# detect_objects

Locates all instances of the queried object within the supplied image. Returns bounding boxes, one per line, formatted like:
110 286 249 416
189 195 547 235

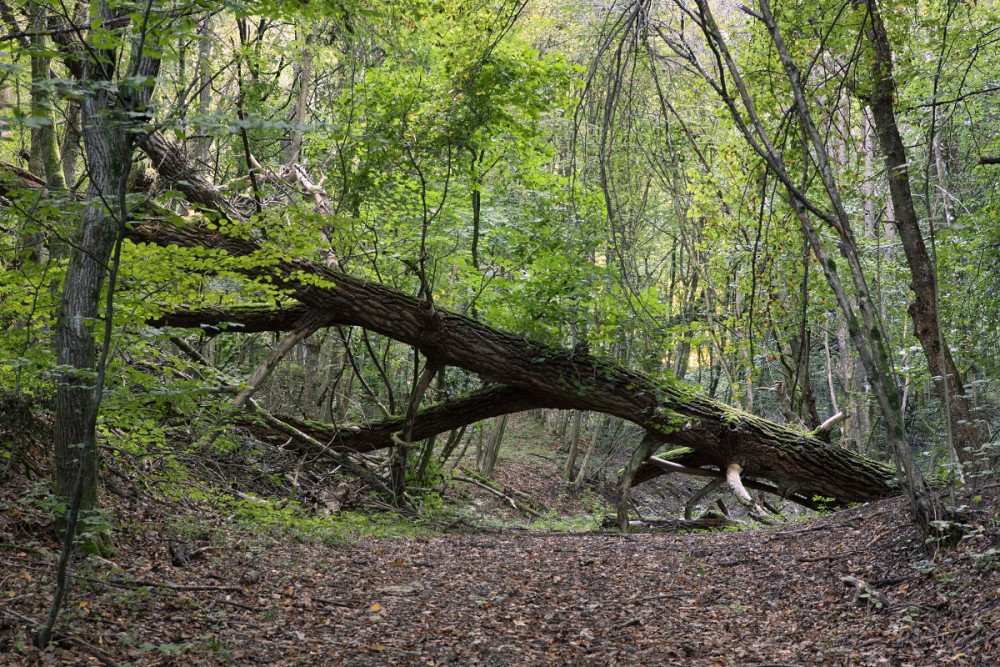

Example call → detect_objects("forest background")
1 0 1000 653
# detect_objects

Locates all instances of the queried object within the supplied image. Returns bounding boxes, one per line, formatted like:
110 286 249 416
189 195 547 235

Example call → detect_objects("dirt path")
3 495 998 666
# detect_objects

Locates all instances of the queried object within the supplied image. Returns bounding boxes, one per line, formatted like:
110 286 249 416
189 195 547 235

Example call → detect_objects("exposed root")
725 463 776 524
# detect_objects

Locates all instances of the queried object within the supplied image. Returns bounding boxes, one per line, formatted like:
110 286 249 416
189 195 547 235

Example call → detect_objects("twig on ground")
314 597 356 608
504 486 548 511
795 550 863 563
964 627 1000 653
611 616 641 631
214 598 263 612
101 577 243 592
768 524 842 540
865 528 894 548
0 542 48 556
453 474 542 518
639 592 691 602
869 576 917 587
0 607 123 667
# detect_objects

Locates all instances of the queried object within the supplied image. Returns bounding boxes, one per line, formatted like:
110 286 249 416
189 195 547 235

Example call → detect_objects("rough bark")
137 131 241 220
60 100 82 189
53 3 160 522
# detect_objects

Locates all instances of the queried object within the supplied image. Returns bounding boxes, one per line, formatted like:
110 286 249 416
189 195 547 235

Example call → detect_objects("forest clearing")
2 0 1000 663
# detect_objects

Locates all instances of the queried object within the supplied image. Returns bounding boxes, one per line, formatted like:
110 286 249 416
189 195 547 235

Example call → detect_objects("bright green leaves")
120 236 283 327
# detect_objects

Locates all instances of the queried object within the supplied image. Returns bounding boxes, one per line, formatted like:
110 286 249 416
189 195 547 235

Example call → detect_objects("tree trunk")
53 5 160 534
27 6 66 191
730 0 946 535
193 14 215 162
60 101 82 189
836 318 870 453
572 414 604 492
863 0 980 464
282 32 315 165
478 414 507 478
564 410 583 480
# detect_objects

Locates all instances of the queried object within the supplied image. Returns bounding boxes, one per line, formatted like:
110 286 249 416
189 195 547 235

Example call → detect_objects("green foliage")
811 495 838 515
530 489 611 532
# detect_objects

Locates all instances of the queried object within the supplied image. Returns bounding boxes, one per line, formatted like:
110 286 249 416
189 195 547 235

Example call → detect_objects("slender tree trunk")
572 414 604 492
283 32 315 165
469 148 483 270
556 410 569 439
823 316 840 426
863 0 980 464
932 135 955 228
437 425 467 467
193 14 215 162
60 100 82 189
28 6 66 191
390 357 438 502
564 410 583 481
478 414 507 478
752 0 944 533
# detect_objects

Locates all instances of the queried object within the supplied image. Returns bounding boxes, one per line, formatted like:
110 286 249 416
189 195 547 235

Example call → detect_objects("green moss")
226 497 433 545
654 446 696 460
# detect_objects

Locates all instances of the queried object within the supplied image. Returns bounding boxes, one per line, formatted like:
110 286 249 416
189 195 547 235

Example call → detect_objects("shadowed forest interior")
1 0 999 664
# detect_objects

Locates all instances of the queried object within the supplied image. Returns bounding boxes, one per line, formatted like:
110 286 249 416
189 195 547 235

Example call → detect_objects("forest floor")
2 415 1000 666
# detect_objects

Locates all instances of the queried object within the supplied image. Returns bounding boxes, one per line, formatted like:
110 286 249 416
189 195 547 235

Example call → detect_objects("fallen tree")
127 216 898 526
131 136 903 520
3 144 899 527
130 138 900 524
